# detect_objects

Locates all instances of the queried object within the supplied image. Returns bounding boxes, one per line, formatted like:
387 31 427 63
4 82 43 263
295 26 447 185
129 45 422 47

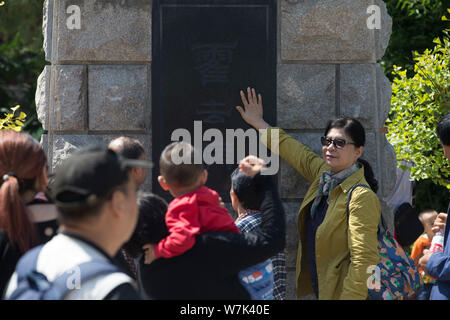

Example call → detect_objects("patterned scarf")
310 163 360 218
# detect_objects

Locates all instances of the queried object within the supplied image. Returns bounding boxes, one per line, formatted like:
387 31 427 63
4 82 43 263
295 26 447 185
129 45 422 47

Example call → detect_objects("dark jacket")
428 204 450 300
138 174 285 299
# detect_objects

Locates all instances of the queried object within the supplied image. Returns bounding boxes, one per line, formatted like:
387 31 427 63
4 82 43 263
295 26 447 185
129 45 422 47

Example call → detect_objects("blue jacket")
427 204 450 300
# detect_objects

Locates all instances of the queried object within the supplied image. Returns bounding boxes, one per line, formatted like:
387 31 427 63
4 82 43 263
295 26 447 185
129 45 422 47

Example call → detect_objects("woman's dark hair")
437 112 450 146
325 117 379 193
122 193 169 258
0 131 47 252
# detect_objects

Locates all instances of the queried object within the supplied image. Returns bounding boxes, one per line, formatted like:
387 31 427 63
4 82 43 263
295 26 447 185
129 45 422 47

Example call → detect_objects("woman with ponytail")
0 131 58 297
236 88 380 300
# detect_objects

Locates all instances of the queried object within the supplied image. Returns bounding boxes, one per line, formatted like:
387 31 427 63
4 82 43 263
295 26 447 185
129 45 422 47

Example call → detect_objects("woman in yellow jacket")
236 88 380 300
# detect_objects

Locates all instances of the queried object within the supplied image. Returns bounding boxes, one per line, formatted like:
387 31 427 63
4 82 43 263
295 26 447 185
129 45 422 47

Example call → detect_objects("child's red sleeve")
153 196 201 258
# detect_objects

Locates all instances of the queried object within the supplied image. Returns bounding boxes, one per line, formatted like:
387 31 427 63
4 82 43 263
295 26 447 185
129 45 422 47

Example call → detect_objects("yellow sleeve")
340 187 381 300
260 127 328 183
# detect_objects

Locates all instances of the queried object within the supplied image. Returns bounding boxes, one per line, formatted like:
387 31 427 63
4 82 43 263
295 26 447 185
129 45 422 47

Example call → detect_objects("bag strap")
346 184 386 233
44 260 121 299
9 245 45 299
11 245 121 300
15 245 44 281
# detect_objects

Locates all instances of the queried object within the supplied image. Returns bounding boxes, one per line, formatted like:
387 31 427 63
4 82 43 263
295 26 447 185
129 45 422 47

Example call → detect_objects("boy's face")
421 212 437 239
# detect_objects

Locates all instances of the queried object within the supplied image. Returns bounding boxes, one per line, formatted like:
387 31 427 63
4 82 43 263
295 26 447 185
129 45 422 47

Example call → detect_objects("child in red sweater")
149 142 240 260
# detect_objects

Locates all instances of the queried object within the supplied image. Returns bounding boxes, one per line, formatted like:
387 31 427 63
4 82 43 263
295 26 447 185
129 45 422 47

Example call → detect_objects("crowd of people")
0 88 449 300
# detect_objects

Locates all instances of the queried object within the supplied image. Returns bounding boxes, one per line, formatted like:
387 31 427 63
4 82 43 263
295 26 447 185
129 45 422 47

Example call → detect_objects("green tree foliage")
383 2 450 212
0 105 26 132
386 23 450 190
0 0 46 139
383 0 448 81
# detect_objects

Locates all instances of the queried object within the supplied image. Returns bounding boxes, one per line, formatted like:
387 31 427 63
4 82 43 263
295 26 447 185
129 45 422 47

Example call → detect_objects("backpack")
239 259 274 300
347 184 424 300
8 245 121 300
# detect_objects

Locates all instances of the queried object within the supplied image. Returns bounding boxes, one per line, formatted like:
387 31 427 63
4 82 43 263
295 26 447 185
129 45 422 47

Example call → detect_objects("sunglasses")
320 136 356 149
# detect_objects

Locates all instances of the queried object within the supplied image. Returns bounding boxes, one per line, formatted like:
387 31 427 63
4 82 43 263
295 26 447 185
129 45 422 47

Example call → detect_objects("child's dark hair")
437 112 450 146
325 117 379 193
231 167 260 210
122 193 169 258
159 142 204 188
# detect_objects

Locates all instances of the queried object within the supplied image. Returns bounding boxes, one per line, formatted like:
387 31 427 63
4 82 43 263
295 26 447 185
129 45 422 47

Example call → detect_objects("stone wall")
36 0 395 299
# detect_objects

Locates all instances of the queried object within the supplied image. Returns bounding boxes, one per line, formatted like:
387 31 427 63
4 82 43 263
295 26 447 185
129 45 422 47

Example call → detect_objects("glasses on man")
320 136 356 149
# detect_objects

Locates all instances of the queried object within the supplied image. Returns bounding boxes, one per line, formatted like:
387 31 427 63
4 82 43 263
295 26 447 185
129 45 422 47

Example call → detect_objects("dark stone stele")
152 0 276 202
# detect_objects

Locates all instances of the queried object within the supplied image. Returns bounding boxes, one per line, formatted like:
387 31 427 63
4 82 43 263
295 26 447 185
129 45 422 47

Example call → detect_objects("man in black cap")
5 147 152 300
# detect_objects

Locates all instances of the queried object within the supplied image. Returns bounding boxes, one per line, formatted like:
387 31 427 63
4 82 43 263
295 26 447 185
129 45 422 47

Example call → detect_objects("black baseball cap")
52 147 153 210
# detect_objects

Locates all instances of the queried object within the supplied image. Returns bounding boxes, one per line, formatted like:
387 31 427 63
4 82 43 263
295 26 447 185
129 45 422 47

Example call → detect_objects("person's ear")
230 189 238 204
230 189 237 202
355 146 364 159
110 189 127 217
199 169 208 185
158 175 170 191
230 189 241 213
130 167 141 183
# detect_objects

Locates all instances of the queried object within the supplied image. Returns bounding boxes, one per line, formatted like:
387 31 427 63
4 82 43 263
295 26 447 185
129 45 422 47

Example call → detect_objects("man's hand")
239 155 266 178
432 213 447 233
143 244 156 264
418 249 433 273
236 87 269 130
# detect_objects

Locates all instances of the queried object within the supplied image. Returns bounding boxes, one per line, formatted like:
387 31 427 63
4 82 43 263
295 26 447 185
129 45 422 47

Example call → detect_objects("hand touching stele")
236 87 269 130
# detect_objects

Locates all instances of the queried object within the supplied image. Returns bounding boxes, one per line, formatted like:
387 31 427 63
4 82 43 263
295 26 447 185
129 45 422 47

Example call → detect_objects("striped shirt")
236 211 286 300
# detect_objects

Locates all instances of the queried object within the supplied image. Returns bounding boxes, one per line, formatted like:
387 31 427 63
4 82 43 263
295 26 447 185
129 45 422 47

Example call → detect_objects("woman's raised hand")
236 87 269 130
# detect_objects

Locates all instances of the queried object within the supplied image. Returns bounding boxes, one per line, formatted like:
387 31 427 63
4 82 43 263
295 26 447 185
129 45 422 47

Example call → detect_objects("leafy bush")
382 0 448 80
0 106 26 132
0 34 46 139
386 19 450 190
0 0 46 139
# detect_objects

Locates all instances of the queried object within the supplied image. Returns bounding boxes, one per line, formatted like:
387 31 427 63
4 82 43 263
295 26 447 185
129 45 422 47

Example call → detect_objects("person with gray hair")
109 136 149 279
109 136 147 188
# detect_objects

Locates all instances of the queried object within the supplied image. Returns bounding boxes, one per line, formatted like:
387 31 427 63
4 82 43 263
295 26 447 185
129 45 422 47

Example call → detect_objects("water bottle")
430 230 445 254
